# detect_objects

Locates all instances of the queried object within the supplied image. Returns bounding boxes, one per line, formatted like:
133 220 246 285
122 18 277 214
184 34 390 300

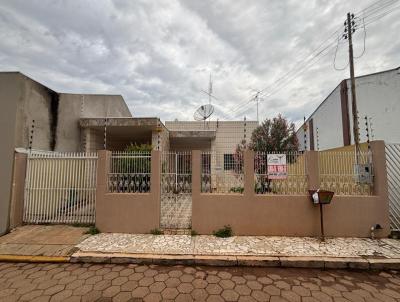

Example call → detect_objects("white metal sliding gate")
23 151 98 224
160 152 192 229
386 143 400 231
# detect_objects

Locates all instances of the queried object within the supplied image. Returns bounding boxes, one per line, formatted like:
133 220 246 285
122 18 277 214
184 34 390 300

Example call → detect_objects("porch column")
151 150 161 227
95 150 111 217
305 151 319 191
244 149 255 197
192 150 201 197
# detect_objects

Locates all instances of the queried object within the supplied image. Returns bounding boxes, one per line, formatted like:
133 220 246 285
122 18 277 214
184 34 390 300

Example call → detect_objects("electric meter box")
354 163 373 184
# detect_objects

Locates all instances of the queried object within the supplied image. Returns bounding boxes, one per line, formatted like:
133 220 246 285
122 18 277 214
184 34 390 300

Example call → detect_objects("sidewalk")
1 225 400 269
73 233 400 270
0 225 89 262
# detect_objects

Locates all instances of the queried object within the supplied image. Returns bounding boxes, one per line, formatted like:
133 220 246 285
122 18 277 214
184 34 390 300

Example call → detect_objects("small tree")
249 114 299 153
235 114 299 193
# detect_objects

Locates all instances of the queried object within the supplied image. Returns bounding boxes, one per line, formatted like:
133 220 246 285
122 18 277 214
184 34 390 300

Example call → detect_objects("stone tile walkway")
77 234 400 259
0 225 89 257
1 262 400 301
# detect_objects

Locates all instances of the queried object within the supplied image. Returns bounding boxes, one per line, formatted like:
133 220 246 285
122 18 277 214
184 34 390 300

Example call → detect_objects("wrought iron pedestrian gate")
160 151 192 229
386 143 400 231
23 151 98 224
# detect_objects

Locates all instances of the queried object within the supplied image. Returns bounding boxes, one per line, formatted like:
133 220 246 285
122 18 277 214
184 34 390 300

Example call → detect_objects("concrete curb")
70 251 400 270
0 254 69 263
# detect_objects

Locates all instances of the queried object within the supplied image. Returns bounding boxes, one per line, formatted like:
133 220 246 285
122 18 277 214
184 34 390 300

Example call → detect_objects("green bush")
213 225 233 238
115 143 153 174
229 186 244 193
150 228 163 235
125 143 152 152
191 230 198 236
85 226 100 235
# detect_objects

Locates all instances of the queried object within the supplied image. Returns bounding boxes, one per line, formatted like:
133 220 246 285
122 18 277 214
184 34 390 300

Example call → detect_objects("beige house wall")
192 141 390 237
57 93 131 152
165 121 258 153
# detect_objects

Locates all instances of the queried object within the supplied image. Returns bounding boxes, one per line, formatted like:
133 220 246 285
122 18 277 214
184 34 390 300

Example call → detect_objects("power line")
227 24 345 115
354 18 366 59
356 0 399 17
333 36 349 70
229 0 400 119
362 4 400 26
233 40 340 118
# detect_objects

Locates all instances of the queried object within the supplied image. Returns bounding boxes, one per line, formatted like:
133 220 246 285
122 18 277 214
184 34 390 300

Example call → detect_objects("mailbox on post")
309 189 334 241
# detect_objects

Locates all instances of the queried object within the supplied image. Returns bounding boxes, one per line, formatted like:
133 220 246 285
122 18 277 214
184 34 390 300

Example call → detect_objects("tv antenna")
195 74 215 128
249 89 263 123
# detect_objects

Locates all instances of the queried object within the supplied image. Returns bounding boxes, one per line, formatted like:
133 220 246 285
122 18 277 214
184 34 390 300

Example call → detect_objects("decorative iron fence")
161 151 192 194
318 150 373 195
160 151 192 229
254 151 308 195
23 151 98 224
108 151 151 193
385 143 400 231
201 152 244 193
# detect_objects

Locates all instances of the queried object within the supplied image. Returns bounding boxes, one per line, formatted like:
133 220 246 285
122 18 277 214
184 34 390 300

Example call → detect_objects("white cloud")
0 0 399 127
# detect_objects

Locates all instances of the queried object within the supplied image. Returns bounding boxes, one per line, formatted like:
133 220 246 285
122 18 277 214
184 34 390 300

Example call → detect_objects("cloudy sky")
0 0 399 127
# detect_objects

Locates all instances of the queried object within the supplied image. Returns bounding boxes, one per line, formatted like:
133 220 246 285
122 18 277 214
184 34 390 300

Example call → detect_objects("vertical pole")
347 12 360 163
320 203 325 241
256 98 259 124
175 153 178 192
104 118 107 150
29 120 35 152
243 116 247 144
303 116 307 151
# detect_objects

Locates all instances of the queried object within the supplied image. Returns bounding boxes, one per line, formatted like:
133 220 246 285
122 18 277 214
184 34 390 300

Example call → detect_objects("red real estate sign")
267 154 287 179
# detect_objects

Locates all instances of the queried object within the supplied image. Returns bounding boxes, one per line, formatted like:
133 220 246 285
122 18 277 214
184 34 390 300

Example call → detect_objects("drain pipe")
370 224 382 239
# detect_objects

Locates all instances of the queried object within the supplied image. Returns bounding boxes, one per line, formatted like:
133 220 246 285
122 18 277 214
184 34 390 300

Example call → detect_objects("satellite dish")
194 104 214 121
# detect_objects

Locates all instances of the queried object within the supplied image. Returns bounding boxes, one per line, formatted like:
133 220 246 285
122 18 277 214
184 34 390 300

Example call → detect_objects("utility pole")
255 92 259 123
344 12 360 161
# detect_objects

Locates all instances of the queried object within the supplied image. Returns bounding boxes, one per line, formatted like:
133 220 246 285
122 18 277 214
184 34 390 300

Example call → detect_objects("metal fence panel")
318 150 372 195
254 151 308 195
201 152 244 193
386 143 400 231
108 151 151 193
23 151 97 224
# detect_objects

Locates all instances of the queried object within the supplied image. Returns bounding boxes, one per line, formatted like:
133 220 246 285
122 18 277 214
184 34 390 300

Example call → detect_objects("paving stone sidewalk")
1 262 400 302
77 234 400 259
0 225 89 257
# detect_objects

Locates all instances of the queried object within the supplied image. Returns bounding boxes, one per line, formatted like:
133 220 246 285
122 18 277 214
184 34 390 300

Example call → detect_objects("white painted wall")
297 67 400 150
347 68 400 145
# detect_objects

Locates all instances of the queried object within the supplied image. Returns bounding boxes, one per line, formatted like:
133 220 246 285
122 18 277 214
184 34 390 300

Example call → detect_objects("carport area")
169 130 215 151
80 117 166 152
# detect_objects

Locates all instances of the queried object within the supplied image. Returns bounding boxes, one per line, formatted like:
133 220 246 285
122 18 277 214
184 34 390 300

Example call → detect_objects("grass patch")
213 225 233 238
150 228 163 235
72 223 93 228
85 226 100 235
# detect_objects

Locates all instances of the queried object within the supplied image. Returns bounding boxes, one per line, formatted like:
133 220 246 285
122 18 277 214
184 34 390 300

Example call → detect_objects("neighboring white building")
297 66 400 150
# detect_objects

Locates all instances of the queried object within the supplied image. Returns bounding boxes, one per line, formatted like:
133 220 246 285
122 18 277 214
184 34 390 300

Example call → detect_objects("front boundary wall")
192 141 389 238
93 141 390 237
95 150 161 233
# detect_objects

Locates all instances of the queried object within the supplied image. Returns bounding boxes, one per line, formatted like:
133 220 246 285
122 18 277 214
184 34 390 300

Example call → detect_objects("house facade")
0 72 258 235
